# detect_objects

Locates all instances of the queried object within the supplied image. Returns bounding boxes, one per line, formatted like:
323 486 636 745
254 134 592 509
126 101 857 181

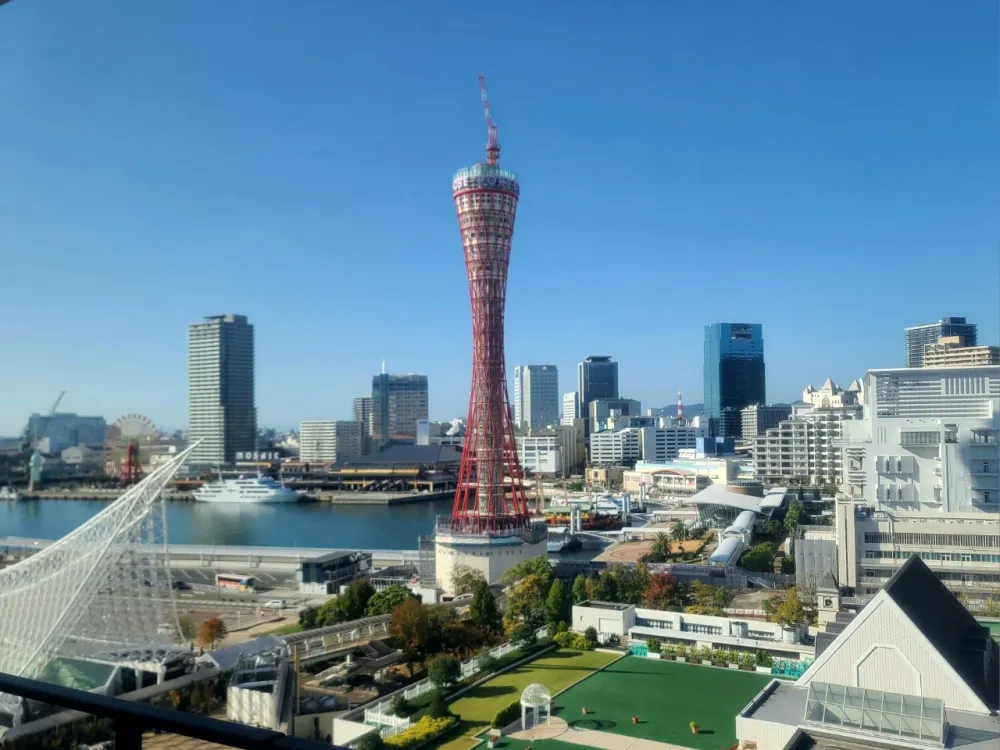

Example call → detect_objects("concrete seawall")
18 489 454 505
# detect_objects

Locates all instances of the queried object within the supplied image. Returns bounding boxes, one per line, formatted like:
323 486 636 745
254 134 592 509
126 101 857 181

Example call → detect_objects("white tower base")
435 522 548 594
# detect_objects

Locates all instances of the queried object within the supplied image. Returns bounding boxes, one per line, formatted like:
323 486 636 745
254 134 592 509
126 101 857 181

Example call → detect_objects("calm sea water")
0 499 600 559
0 498 453 550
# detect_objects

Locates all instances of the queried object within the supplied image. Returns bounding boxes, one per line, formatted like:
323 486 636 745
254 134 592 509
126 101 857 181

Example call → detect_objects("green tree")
503 555 554 586
366 584 416 616
299 606 319 630
476 648 498 674
784 501 805 534
669 521 687 545
323 578 376 625
427 653 461 691
583 626 597 645
510 622 537 647
649 532 671 561
740 542 778 573
593 570 618 602
780 556 796 574
451 565 486 596
468 579 501 634
611 563 648 605
358 733 385 750
503 573 549 632
773 586 806 626
764 519 783 537
545 578 570 625
572 574 590 603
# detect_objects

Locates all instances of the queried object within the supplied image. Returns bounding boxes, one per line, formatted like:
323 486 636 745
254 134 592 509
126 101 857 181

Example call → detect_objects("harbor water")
0 498 601 560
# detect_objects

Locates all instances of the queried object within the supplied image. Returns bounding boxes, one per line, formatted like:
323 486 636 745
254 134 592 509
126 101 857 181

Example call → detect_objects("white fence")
362 627 548 736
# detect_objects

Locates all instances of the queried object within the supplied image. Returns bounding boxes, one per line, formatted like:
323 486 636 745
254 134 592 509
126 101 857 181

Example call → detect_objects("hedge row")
552 631 593 651
384 715 459 750
490 700 521 730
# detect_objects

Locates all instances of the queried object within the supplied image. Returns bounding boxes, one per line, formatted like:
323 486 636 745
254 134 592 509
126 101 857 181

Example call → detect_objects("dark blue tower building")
704 323 765 439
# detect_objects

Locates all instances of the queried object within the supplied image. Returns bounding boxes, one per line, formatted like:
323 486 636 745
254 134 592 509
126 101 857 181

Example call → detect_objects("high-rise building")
352 395 374 436
837 364 999 596
27 413 106 454
704 323 765 439
904 317 977 367
187 314 256 466
371 373 428 443
577 356 619 417
561 392 579 426
513 365 559 431
299 421 363 463
922 337 999 369
436 77 546 592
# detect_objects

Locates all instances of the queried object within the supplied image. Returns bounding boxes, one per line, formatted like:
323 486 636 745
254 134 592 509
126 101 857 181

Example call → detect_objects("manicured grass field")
551 656 771 750
436 649 619 750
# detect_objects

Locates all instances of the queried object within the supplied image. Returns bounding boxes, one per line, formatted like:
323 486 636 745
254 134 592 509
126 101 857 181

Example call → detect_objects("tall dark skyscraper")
904 317 977 368
704 323 765 438
577 356 619 417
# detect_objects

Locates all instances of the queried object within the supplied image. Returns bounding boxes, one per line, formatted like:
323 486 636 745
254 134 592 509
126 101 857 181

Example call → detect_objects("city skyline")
2 3 998 434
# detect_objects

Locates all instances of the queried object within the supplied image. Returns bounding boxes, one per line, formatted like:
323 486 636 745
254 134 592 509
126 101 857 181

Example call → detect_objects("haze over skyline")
1 1 997 434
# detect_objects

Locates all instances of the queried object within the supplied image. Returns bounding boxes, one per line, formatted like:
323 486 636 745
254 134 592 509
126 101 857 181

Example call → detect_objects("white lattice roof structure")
0 443 198 682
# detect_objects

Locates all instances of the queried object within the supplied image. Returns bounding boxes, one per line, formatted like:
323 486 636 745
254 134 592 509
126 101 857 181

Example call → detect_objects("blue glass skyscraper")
704 323 766 438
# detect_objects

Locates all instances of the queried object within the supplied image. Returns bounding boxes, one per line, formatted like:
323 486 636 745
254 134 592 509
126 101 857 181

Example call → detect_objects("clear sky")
1 1 997 434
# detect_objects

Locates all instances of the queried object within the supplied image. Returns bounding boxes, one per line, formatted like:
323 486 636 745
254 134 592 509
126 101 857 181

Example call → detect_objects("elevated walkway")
281 615 391 665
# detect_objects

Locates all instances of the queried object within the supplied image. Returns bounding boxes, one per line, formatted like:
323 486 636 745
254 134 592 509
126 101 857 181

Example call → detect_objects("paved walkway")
510 716 697 750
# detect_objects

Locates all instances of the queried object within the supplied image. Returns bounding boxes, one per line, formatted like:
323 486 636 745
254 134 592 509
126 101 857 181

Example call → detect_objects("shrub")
384 715 459 749
428 654 461 691
427 689 449 719
358 732 385 750
389 694 409 717
583 626 598 645
645 638 661 653
476 648 498 674
754 650 774 668
491 700 521 729
553 631 593 650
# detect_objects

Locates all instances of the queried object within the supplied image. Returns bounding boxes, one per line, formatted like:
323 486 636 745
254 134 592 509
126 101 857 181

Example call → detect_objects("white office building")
299 421 363 463
836 364 1000 597
638 426 701 463
561 392 579 426
513 365 559 431
589 427 642 466
516 422 582 477
188 314 256 466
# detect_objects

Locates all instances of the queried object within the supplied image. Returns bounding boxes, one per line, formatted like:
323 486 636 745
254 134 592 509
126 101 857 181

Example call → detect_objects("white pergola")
520 683 552 730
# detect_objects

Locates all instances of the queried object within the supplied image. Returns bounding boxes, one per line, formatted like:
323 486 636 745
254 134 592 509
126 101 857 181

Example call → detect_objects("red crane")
478 74 500 166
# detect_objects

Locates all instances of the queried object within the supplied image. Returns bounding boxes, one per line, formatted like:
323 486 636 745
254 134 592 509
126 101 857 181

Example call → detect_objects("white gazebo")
520 683 552 730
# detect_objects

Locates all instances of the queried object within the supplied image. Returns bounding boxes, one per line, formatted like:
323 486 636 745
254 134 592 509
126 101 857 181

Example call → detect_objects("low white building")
299 421 363 463
517 422 582 477
754 402 860 487
737 556 999 750
589 428 641 466
571 601 813 661
639 425 701 463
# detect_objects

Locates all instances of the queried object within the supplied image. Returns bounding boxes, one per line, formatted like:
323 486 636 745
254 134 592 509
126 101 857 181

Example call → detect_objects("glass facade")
904 317 977 367
577 357 619 419
704 323 765 438
804 681 945 745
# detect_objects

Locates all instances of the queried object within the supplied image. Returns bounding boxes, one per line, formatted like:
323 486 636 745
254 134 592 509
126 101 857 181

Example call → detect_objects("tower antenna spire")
478 74 500 166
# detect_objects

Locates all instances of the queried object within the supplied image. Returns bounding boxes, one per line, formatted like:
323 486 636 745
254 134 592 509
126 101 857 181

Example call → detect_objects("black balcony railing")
0 672 339 750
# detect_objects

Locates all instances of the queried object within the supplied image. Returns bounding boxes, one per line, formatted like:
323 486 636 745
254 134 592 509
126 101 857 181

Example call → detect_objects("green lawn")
257 622 303 636
551 656 771 750
437 649 619 750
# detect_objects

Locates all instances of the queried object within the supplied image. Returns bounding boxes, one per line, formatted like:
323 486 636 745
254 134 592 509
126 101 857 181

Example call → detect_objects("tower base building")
434 519 548 594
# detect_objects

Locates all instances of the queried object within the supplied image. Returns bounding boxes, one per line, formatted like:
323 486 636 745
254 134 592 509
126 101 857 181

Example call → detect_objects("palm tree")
670 521 687 546
649 532 671 560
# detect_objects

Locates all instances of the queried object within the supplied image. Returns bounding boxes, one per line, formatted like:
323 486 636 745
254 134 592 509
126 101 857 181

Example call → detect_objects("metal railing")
0 672 335 749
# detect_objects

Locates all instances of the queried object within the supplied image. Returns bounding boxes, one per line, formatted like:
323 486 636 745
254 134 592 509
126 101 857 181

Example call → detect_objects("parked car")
172 580 190 590
263 599 284 610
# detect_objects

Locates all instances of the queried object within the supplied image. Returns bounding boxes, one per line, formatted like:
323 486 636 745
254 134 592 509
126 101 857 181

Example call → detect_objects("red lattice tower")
449 76 530 534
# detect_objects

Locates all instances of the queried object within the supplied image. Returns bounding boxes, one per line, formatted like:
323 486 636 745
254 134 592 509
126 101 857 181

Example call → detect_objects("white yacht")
193 475 300 504
0 486 20 502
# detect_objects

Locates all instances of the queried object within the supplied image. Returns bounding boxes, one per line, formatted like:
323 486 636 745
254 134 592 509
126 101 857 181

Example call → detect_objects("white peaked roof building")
802 377 863 409
737 556 999 750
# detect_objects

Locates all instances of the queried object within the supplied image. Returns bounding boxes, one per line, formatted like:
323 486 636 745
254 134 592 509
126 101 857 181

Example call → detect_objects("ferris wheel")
104 414 159 485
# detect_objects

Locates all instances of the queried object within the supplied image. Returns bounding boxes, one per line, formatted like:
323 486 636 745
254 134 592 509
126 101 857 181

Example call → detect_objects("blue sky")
1 1 997 433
